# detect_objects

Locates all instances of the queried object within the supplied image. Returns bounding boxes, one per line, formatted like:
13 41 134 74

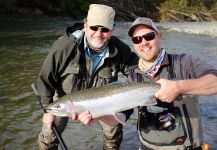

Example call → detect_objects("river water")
0 18 217 150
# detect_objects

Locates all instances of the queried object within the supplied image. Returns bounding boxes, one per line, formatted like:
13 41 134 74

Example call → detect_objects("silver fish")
46 82 160 124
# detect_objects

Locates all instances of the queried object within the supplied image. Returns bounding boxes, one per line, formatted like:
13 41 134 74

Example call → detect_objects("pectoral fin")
113 113 126 125
142 96 157 106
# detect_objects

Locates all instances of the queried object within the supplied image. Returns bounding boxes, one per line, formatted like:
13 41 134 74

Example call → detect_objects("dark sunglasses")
132 32 156 44
89 26 110 33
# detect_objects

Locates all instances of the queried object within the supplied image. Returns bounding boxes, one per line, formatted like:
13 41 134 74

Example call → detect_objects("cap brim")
128 24 157 37
128 24 140 37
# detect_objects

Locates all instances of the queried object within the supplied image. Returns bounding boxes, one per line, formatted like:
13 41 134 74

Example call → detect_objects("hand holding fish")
72 111 119 127
43 113 56 130
155 75 217 102
155 78 181 103
71 111 97 126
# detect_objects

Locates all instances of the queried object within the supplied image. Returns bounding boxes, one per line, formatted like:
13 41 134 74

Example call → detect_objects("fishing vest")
138 54 203 150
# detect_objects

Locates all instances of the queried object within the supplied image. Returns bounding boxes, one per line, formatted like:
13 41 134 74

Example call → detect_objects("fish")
46 82 160 124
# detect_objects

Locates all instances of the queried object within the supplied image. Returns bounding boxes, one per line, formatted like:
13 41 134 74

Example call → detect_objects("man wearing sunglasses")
37 4 138 150
125 17 217 150
76 17 217 150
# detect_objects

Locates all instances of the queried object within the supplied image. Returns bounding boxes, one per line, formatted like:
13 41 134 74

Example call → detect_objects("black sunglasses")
89 26 110 33
132 32 156 44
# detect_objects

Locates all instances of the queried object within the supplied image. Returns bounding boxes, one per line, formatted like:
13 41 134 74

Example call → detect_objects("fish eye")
56 104 61 108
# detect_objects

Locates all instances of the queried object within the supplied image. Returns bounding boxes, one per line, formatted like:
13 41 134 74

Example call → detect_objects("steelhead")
46 82 160 124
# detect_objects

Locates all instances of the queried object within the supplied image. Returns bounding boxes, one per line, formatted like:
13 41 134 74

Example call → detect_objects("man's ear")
157 32 162 42
110 28 114 33
84 22 87 32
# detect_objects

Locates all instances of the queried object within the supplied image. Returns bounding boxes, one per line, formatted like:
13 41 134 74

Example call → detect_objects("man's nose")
141 37 149 45
95 30 103 36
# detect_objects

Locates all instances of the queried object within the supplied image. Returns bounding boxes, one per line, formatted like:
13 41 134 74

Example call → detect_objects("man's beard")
88 39 108 50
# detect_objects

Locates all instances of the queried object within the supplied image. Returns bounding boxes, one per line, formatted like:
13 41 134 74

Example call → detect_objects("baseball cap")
87 4 115 30
128 17 159 37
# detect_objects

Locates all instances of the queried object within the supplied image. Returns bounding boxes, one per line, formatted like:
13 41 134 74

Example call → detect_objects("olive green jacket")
37 27 138 107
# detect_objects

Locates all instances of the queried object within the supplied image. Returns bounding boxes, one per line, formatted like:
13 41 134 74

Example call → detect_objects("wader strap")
137 73 144 82
183 104 194 148
168 54 194 148
167 54 176 79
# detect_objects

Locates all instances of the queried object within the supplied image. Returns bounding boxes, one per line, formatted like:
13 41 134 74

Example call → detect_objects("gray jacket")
127 53 217 149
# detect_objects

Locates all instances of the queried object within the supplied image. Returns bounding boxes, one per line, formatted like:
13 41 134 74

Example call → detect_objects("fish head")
46 102 75 117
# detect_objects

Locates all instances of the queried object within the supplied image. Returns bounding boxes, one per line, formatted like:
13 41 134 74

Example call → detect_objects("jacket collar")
107 36 119 58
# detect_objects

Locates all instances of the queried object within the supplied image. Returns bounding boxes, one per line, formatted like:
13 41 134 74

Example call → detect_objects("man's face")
132 25 161 64
84 23 113 50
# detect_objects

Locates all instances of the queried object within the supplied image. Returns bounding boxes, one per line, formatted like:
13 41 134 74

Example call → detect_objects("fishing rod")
31 83 68 150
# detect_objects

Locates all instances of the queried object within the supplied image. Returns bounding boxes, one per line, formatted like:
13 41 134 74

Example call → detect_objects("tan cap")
87 4 115 30
128 17 159 37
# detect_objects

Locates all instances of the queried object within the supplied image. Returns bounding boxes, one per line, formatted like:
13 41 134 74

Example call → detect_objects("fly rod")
31 83 68 150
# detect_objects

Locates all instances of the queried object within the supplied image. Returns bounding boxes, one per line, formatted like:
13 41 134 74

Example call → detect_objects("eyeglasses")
132 32 156 44
89 26 110 33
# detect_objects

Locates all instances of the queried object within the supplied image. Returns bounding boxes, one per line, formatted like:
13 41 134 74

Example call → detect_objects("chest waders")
138 54 204 150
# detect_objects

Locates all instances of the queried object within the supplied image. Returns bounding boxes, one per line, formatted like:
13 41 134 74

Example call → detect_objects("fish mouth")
46 108 57 114
46 108 63 115
46 108 70 117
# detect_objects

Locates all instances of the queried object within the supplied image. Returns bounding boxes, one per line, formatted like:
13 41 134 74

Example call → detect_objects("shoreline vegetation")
0 0 217 22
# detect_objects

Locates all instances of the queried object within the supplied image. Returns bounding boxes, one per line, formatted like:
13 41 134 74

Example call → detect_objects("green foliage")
0 0 94 18
158 0 217 21
0 0 17 14
62 0 95 18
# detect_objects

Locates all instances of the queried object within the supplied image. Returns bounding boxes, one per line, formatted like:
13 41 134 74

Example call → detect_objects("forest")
0 0 217 21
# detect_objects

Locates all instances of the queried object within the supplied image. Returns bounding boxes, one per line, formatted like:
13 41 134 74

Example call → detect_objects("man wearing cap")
37 4 138 150
77 17 217 150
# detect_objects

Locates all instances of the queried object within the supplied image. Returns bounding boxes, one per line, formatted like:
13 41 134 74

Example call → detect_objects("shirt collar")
84 34 109 58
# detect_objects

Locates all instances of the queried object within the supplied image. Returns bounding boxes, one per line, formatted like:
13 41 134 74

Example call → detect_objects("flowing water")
0 17 217 150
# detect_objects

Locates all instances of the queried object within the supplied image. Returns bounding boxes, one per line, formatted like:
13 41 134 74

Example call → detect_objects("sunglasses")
132 32 156 44
89 26 110 33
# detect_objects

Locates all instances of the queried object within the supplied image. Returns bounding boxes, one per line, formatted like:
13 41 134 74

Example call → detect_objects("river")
0 17 217 150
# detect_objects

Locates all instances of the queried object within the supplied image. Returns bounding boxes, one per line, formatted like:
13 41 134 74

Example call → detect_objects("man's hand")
155 78 181 103
42 113 56 130
71 111 97 126
71 111 119 126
